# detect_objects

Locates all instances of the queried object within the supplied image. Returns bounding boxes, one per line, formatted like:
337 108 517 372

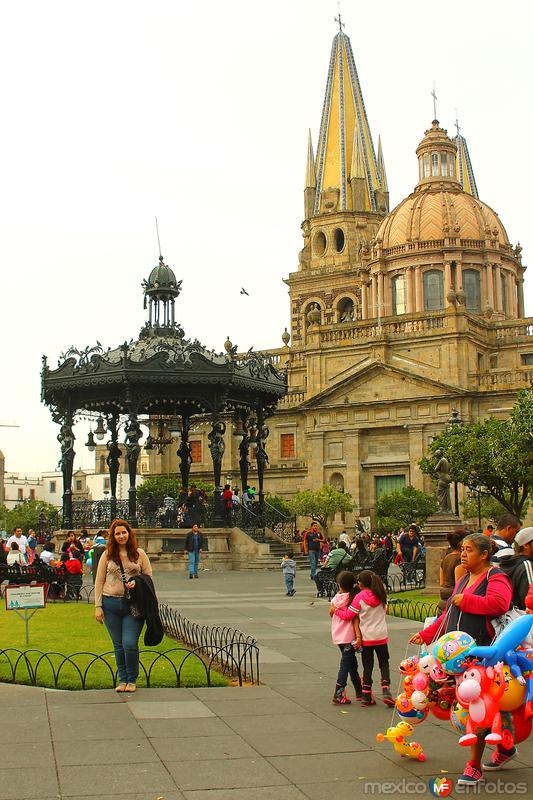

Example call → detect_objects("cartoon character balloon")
433 631 476 674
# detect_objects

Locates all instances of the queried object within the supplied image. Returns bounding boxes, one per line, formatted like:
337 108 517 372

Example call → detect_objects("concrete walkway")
1 570 532 799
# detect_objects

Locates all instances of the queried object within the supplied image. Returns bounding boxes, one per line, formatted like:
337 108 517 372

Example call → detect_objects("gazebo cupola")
142 255 182 333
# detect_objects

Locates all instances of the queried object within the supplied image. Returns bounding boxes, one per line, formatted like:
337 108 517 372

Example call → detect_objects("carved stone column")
361 282 369 320
494 265 502 313
371 275 377 319
377 272 384 318
58 410 75 528
518 277 525 319
444 261 452 301
415 267 423 312
406 266 414 313
106 413 122 521
485 263 494 309
124 414 142 526
177 416 192 491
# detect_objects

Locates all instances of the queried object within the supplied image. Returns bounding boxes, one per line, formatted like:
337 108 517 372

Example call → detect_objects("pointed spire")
313 29 382 214
377 135 388 193
453 123 479 198
305 129 316 189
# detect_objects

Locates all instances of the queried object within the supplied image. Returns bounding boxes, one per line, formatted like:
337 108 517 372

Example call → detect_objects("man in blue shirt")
185 524 204 579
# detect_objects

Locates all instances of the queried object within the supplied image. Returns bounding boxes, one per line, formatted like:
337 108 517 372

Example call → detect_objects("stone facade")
139 29 532 531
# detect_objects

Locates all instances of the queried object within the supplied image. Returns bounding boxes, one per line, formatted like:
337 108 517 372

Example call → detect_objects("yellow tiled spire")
305 129 316 189
377 135 388 194
313 30 385 214
453 121 479 198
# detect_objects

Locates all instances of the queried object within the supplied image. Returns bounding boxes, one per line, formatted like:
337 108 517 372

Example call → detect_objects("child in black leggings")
332 569 394 707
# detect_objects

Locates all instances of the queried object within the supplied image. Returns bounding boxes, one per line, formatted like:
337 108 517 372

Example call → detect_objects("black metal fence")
387 598 440 622
159 603 260 685
0 646 228 690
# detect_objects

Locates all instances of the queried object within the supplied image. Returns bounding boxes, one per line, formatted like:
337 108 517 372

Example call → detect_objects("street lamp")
447 408 462 517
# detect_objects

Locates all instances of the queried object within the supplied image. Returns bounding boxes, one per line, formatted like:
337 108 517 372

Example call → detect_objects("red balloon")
430 704 452 720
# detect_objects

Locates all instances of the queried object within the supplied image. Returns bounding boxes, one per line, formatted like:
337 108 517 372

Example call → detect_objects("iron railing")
264 501 297 543
387 598 440 622
159 603 260 684
0 646 228 690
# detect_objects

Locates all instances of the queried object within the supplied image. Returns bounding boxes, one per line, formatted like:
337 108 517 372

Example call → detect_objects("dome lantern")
415 120 460 191
141 255 182 335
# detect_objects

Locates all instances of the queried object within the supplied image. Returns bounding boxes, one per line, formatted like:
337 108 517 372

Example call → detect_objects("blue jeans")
102 596 144 684
308 550 320 580
336 644 362 694
188 550 200 576
284 573 294 593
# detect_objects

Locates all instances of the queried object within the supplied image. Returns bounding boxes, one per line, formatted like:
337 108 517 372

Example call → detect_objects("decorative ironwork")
58 342 104 369
177 416 192 490
387 597 439 622
263 500 296 543
159 603 259 684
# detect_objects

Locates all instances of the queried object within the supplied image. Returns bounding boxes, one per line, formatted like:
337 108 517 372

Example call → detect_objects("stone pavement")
1 570 532 800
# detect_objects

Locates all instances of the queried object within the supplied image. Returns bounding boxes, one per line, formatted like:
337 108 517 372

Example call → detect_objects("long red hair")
107 519 139 564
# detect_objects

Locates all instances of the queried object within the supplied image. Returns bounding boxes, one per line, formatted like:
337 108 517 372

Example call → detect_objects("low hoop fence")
387 598 440 623
159 603 260 685
0 646 229 691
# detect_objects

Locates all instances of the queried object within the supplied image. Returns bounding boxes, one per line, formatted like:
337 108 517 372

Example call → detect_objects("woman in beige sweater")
95 519 152 692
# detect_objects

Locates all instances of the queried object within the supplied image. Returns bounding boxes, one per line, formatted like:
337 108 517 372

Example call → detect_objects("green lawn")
0 603 228 690
389 589 440 604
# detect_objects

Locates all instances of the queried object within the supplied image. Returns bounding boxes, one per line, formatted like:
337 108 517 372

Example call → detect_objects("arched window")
392 274 407 315
441 153 448 176
99 455 106 473
501 273 507 314
423 270 444 311
431 152 439 176
463 269 481 312
423 153 430 178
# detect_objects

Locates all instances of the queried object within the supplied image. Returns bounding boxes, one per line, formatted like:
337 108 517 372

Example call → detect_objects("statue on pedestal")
434 448 452 513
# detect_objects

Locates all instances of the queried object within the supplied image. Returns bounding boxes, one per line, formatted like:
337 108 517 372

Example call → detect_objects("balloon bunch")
377 616 533 761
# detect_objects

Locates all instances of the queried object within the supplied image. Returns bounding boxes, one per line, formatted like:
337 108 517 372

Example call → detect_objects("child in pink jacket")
333 569 394 707
329 571 362 705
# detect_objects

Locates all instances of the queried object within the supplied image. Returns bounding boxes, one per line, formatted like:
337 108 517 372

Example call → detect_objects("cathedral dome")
146 256 179 291
375 120 509 249
376 187 509 249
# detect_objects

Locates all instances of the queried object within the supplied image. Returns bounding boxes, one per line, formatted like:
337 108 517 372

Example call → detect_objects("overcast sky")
1 0 531 475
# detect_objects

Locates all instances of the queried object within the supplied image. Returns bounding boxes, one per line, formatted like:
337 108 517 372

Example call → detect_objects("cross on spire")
334 2 345 32
431 83 438 121
455 110 461 137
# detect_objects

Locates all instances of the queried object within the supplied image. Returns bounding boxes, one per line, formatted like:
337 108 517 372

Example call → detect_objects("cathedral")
119 26 530 527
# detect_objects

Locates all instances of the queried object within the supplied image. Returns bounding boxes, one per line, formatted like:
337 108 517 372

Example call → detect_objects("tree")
0 501 60 535
288 486 353 533
265 494 292 517
375 487 438 534
419 388 533 518
137 475 214 504
461 493 508 529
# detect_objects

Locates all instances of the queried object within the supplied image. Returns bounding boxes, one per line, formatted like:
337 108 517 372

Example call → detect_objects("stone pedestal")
422 512 464 591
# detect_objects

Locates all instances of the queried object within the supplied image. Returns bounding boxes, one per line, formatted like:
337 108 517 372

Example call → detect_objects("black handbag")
118 559 143 619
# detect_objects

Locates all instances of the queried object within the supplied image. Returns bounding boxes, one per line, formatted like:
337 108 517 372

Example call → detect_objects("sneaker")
290 590 296 596
483 747 517 771
194 574 199 579
189 575 193 579
457 762 483 786
332 690 352 705
382 688 395 707
361 695 376 707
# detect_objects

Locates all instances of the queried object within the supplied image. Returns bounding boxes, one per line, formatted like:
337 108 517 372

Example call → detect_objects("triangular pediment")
301 361 462 408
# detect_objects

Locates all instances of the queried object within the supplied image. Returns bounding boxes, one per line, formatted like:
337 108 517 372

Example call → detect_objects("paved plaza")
1 569 532 799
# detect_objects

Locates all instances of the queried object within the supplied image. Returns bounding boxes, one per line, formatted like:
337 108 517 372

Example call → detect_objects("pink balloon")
412 673 428 692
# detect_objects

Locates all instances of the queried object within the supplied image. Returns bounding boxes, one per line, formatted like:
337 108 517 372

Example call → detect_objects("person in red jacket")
409 532 512 787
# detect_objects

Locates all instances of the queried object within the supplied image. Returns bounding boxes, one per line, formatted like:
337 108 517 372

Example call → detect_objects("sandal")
115 683 127 693
124 683 137 693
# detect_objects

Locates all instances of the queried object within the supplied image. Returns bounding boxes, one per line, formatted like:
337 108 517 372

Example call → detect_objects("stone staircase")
238 534 309 571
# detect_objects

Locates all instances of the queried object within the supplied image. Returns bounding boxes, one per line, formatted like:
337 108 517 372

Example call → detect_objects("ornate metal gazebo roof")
41 256 287 528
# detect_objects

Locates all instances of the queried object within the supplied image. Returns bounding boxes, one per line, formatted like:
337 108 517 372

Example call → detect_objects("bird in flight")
240 288 249 296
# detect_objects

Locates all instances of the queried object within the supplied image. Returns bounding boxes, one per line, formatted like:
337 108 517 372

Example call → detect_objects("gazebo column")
124 414 142 527
58 410 75 529
208 416 226 523
237 414 250 497
106 413 122 521
255 405 270 517
177 416 192 490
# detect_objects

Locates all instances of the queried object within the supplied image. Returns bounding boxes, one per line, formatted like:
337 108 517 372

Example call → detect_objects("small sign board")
5 584 47 611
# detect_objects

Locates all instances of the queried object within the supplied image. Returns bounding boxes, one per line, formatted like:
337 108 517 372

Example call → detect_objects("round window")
334 228 345 252
314 231 327 256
